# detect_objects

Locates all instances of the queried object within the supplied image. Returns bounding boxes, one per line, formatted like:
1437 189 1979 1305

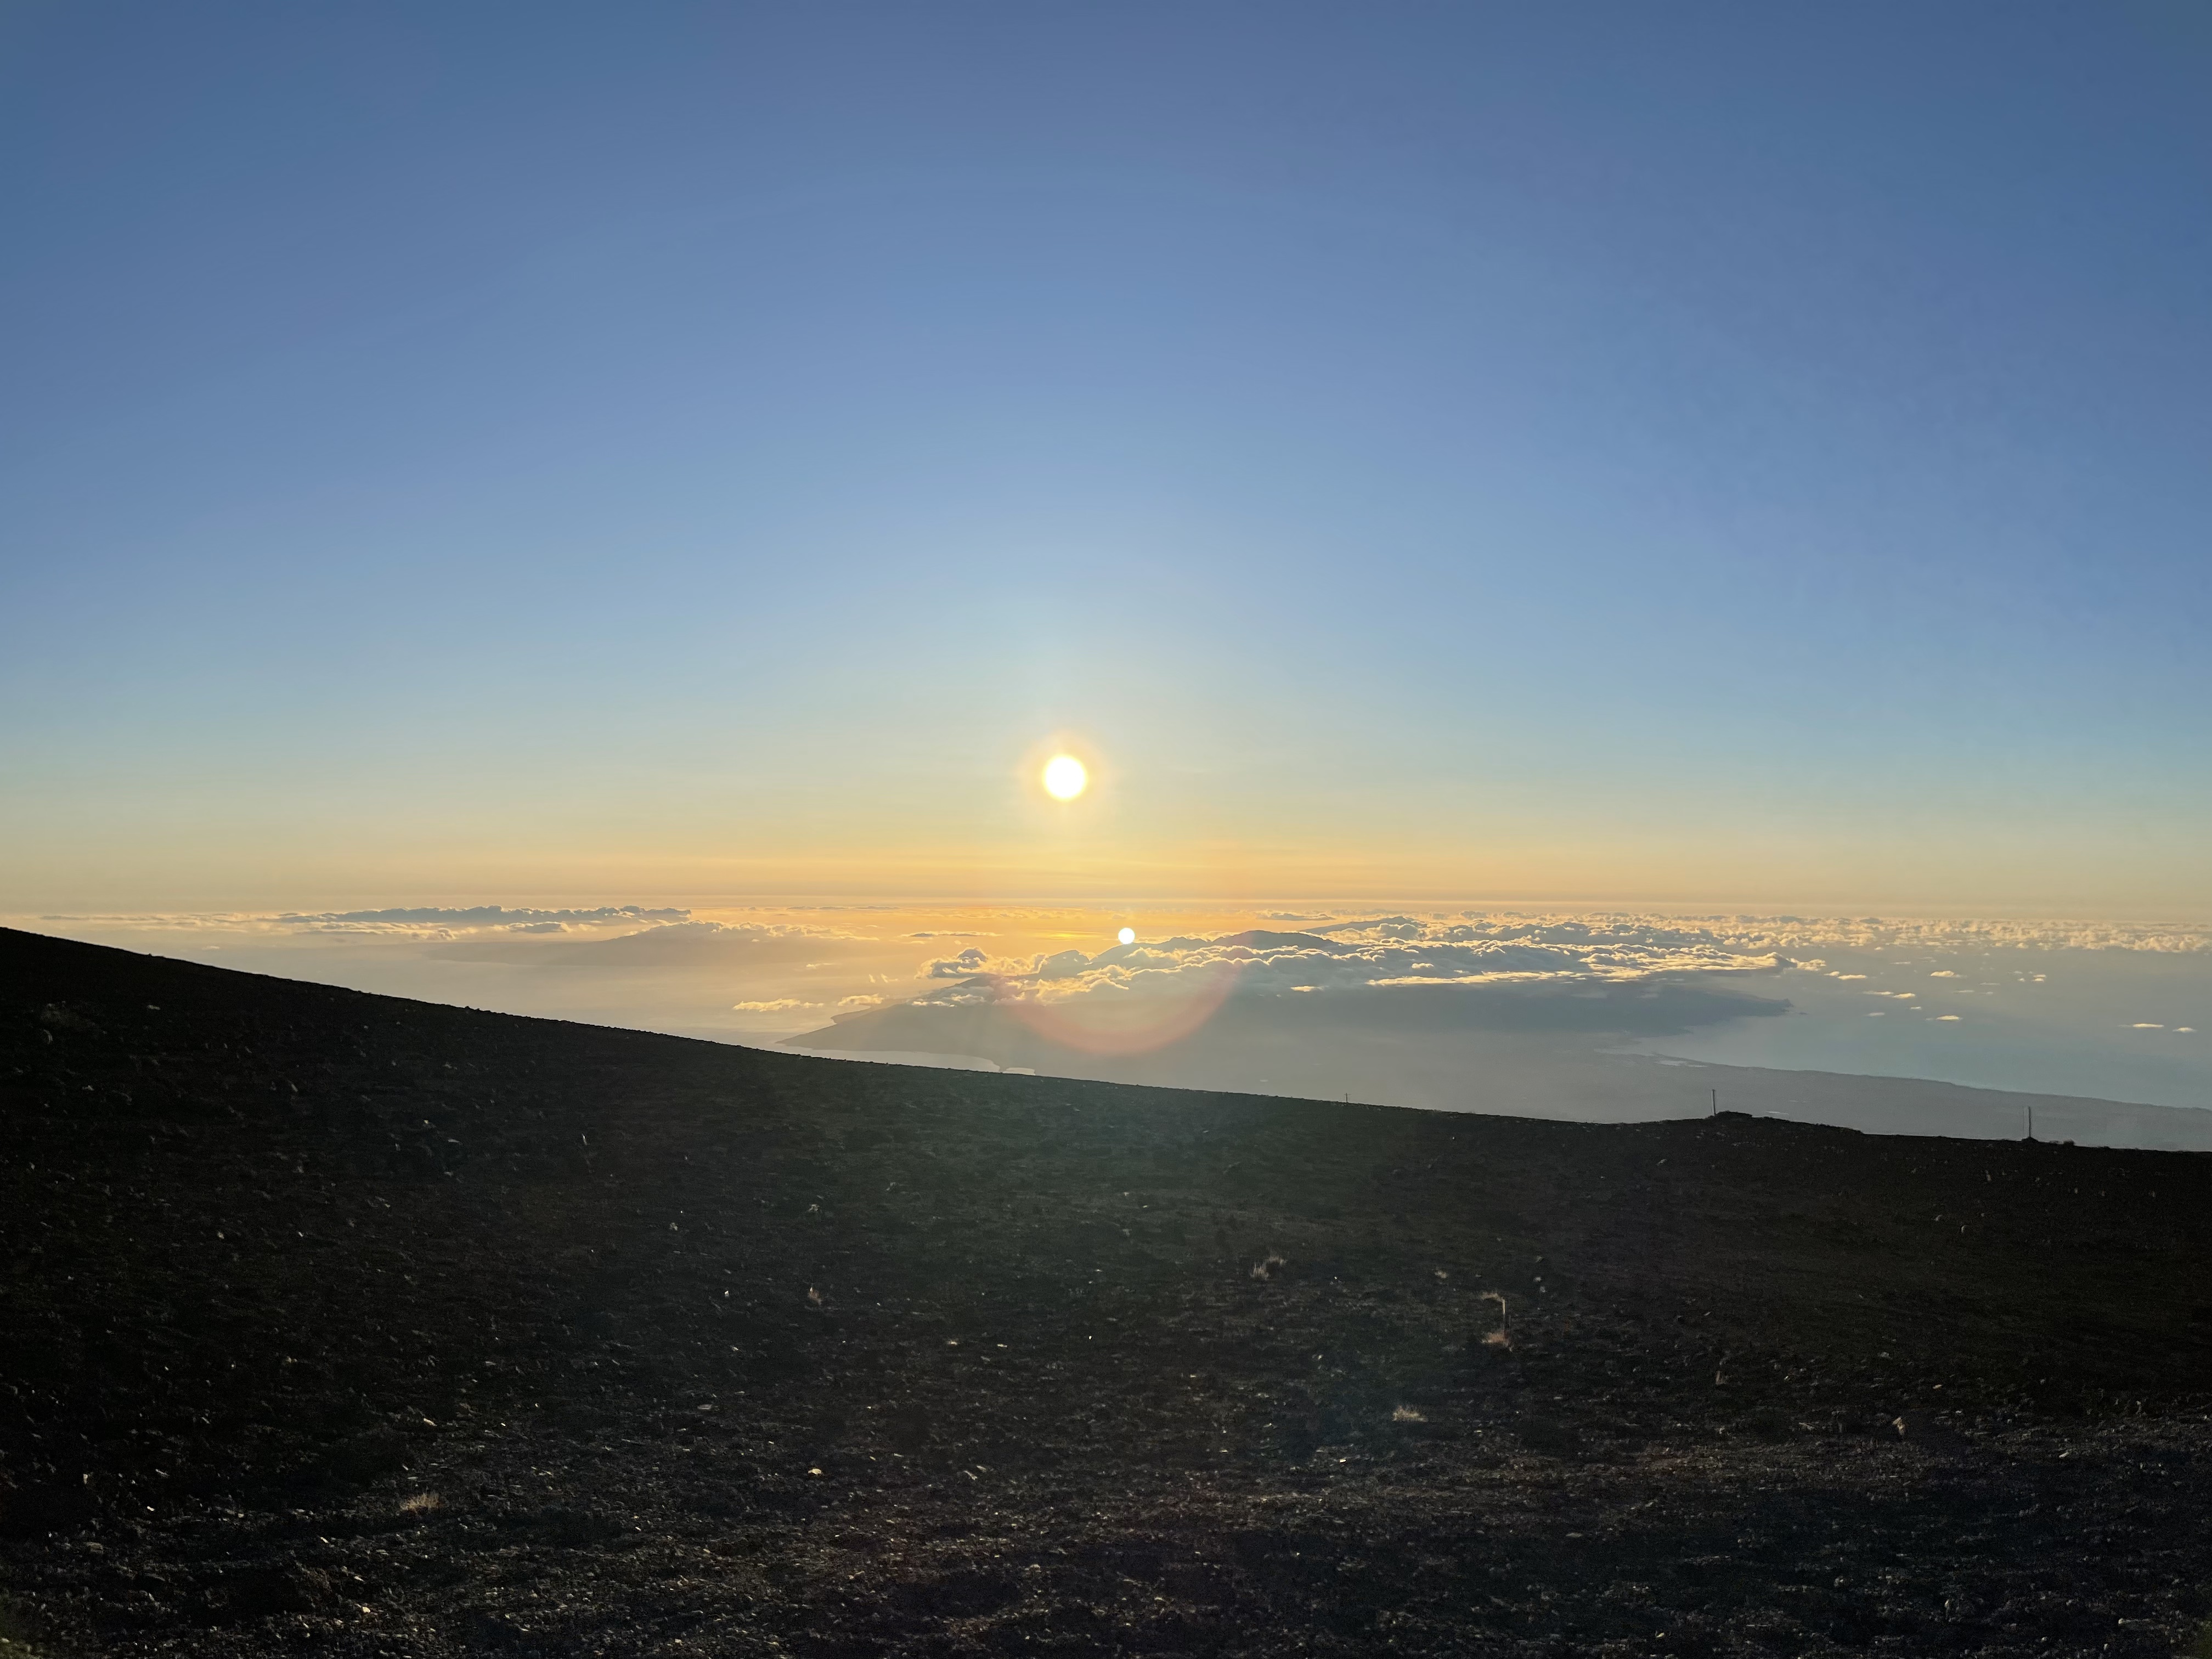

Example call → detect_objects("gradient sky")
3 3 2207 912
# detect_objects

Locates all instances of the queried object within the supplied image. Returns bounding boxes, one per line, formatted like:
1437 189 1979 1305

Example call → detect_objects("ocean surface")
1610 944 2209 1110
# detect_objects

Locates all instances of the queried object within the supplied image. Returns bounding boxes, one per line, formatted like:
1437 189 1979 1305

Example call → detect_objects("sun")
1042 754 1088 800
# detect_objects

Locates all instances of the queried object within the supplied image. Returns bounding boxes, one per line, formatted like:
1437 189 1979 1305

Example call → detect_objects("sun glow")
1042 754 1088 800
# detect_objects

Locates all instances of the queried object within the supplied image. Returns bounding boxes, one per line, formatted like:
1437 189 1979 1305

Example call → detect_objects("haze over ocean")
3 6 2205 1131
18 904 2207 1135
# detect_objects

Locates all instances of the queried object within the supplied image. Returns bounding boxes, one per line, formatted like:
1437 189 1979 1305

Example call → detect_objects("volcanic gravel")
4 925 2210 1657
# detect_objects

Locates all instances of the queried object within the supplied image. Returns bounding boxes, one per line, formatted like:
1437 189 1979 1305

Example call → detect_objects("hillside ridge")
4 926 2209 1656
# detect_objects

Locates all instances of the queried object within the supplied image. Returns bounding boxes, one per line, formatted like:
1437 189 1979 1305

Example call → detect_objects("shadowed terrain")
3 925 2210 1656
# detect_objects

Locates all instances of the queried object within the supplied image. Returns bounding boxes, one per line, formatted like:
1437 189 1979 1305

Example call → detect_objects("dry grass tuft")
397 1491 443 1516
1391 1404 1426 1423
1479 1289 1511 1348
1249 1255 1288 1280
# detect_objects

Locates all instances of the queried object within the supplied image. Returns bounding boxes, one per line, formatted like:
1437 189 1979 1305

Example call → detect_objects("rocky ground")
4 924 2211 1657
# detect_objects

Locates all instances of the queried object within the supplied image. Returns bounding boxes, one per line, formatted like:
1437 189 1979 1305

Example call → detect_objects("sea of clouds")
905 913 2212 1012
31 906 2206 961
24 909 883 950
24 905 692 939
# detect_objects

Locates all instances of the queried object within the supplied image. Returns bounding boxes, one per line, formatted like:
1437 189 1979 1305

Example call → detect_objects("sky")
3 2 2208 914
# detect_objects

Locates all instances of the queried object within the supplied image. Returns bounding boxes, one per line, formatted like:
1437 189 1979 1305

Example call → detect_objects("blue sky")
3 3 2207 910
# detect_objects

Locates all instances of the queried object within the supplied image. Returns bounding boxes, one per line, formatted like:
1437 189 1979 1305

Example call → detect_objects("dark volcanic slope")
4 926 2210 1658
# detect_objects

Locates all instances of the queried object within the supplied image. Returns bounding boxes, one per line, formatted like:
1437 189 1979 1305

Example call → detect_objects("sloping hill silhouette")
4 926 2209 1655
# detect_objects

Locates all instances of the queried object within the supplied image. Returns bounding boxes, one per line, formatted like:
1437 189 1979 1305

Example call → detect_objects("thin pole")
1711 1088 1718 1118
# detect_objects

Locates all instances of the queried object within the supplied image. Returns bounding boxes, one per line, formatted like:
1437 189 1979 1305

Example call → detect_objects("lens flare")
1042 754 1088 800
1001 957 1243 1056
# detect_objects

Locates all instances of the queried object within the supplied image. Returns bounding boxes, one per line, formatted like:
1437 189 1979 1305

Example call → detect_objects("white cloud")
644 920 859 942
1668 915 2209 953
23 905 695 941
892 907 2212 1015
907 917 1788 1011
732 998 815 1013
923 946 998 978
280 905 689 935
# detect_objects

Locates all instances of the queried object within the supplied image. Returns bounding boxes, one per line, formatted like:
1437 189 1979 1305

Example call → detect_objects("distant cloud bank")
908 912 2212 1012
278 905 690 934
26 905 2207 963
912 915 1784 1010
24 905 692 943
1666 915 2210 955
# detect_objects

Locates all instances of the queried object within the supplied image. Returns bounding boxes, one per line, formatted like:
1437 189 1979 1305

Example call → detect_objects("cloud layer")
905 911 2212 1014
1635 915 2212 955
26 905 693 940
910 916 1788 1011
432 919 868 967
274 905 696 937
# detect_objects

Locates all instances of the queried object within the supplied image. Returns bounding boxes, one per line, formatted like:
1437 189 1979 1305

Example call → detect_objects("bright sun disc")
1042 754 1088 800
1118 927 1136 945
